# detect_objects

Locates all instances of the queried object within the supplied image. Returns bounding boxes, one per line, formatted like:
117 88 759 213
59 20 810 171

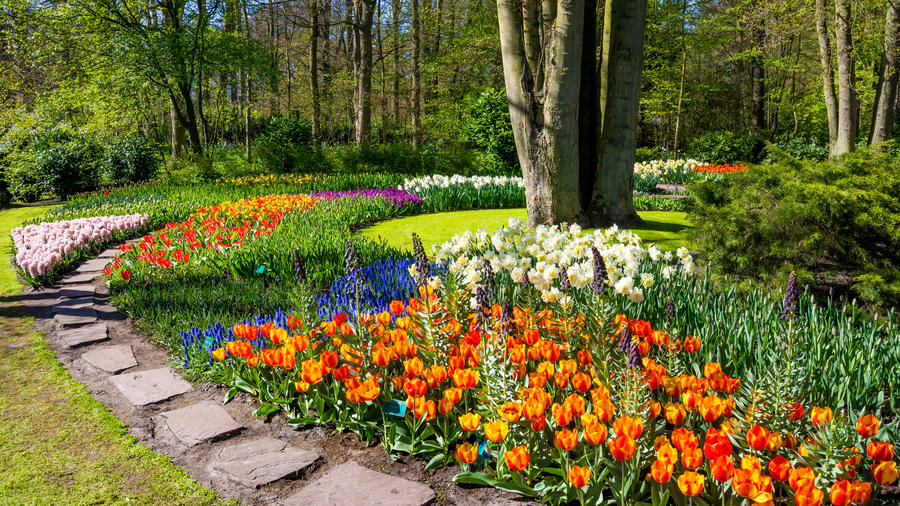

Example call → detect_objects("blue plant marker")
383 399 406 417
202 335 215 349
255 265 266 274
477 438 491 462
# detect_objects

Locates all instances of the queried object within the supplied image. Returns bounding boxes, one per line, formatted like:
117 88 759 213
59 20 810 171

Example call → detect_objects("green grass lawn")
362 208 692 253
0 204 226 505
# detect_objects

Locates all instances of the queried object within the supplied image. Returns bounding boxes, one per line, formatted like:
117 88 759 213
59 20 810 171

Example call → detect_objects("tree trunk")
870 0 900 146
815 0 839 154
310 0 321 138
834 0 856 155
498 0 584 226
169 99 185 161
354 0 375 145
589 0 645 227
750 52 766 130
412 0 422 148
672 0 688 156
392 0 401 123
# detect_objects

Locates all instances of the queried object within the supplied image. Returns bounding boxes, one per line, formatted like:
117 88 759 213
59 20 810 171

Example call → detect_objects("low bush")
255 115 316 174
687 130 764 164
770 134 829 162
460 90 519 174
687 145 900 309
102 134 160 185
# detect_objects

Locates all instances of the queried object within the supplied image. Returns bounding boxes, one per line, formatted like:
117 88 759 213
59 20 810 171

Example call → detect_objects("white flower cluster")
13 213 148 278
633 159 704 180
400 174 524 193
432 217 700 305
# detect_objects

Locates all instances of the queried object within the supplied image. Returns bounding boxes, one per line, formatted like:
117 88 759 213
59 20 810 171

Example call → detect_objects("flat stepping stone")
76 258 110 273
81 344 137 374
59 284 96 298
52 298 94 311
210 437 319 488
109 368 192 406
98 249 119 258
58 323 109 348
162 401 243 446
54 307 98 327
282 461 435 506
65 272 101 284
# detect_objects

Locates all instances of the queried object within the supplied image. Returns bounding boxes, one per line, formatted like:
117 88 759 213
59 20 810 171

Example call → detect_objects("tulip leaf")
452 472 497 487
253 404 280 418
424 454 446 470
222 387 238 405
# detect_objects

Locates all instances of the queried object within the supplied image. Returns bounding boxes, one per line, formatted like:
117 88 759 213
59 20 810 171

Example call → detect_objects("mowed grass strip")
361 208 692 253
0 204 227 506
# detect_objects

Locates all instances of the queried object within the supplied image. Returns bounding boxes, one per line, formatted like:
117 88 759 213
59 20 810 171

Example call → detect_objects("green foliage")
688 145 900 309
687 130 765 164
770 135 829 162
634 146 663 163
632 172 661 193
255 115 315 173
101 134 160 185
460 90 519 174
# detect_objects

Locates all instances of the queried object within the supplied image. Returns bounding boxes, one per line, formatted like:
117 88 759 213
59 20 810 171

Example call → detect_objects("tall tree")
310 0 321 137
834 0 856 154
497 0 646 226
870 0 900 145
354 0 376 145
412 0 422 148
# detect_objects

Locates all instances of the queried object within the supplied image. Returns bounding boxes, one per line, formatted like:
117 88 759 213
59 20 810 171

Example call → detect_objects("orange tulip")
768 455 792 482
484 420 509 443
294 380 310 393
789 402 804 421
455 442 477 464
810 406 833 427
766 432 783 451
703 428 732 460
211 347 226 361
664 402 686 425
552 403 574 427
572 372 591 393
790 467 816 491
732 468 769 501
849 480 871 504
443 387 462 403
389 300 404 315
612 415 643 439
438 397 454 415
568 465 591 488
504 445 529 472
711 455 735 482
608 436 636 461
747 424 770 451
657 443 678 466
583 422 608 445
855 414 879 438
459 412 481 432
866 441 894 461
830 479 852 506
681 446 702 470
794 485 824 506
555 428 578 451
683 336 702 353
651 459 674 483
871 461 898 486
677 471 705 497
300 359 325 385
452 368 479 389
698 395 725 422
499 401 523 422
404 378 427 398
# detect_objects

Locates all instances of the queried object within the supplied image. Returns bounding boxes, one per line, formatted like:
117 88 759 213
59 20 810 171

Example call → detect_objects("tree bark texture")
354 0 375 145
834 0 856 155
412 0 423 148
815 0 839 154
871 0 900 146
310 0 321 138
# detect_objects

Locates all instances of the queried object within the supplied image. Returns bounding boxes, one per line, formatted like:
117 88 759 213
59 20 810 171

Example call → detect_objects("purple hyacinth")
559 265 570 292
780 272 800 321
411 233 430 285
591 246 608 295
483 258 495 292
475 286 491 313
308 188 423 207
627 342 643 370
292 248 307 284
617 322 632 353
665 297 675 323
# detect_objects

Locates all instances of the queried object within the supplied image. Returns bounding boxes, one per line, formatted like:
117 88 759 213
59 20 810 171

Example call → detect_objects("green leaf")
424 454 446 470
286 417 317 427
222 387 238 405
452 472 497 487
253 404 280 418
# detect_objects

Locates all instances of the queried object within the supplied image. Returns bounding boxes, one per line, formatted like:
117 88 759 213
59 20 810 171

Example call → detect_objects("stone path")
20 248 529 505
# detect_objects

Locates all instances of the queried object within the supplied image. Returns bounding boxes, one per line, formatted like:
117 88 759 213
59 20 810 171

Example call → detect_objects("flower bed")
309 188 423 209
105 194 317 279
13 213 148 282
401 174 526 211
185 265 897 505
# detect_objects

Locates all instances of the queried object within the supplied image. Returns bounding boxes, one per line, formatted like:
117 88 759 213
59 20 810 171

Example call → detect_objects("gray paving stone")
52 298 94 311
81 344 137 374
210 437 319 488
65 272 102 284
59 284 96 298
162 401 243 446
76 258 110 273
58 323 109 348
54 307 98 327
108 368 192 406
281 462 435 506
98 249 119 258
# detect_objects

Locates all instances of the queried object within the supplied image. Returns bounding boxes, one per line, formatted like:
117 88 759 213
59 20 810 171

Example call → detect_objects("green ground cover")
0 204 225 506
361 209 692 253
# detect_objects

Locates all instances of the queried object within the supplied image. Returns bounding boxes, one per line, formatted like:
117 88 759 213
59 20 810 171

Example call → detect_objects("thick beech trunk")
392 0 401 123
871 0 900 146
354 0 375 145
815 0 839 154
834 0 856 155
310 0 321 138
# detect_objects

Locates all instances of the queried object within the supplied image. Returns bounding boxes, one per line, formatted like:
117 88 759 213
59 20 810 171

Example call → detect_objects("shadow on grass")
635 217 690 235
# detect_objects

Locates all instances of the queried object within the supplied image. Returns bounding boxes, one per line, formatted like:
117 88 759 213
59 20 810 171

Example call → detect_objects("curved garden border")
20 247 533 506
